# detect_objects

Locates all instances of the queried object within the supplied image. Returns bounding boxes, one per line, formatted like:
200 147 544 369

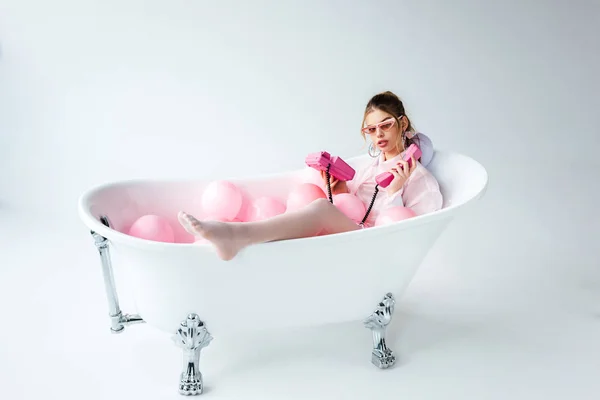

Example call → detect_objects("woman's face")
362 108 407 157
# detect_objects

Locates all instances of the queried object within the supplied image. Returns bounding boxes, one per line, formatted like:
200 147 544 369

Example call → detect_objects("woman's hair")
361 91 419 154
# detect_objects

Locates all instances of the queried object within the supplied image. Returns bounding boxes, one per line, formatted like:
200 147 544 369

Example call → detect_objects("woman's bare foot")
178 211 247 261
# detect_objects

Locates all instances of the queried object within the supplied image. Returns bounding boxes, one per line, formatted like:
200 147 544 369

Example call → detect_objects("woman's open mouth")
377 140 388 148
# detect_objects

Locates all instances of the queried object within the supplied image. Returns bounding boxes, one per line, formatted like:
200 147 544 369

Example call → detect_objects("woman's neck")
383 148 402 161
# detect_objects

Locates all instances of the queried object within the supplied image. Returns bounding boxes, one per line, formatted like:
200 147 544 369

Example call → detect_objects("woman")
178 91 442 260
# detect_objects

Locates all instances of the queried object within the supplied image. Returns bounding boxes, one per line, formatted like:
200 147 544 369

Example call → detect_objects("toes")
179 211 198 226
184 213 200 226
177 211 189 224
190 220 201 229
177 211 203 235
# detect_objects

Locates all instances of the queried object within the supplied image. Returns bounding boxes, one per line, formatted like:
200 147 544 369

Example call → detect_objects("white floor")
1 209 598 400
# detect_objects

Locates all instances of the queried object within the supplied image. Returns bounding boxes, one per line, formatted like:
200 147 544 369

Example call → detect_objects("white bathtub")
78 150 488 395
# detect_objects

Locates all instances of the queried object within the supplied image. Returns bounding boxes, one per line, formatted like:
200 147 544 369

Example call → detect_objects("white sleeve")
381 186 404 207
401 172 443 215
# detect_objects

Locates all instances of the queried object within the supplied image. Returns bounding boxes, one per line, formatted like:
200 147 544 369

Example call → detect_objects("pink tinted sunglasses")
361 115 403 135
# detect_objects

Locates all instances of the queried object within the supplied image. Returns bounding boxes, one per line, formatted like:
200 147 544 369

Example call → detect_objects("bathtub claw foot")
364 292 396 369
371 348 396 369
172 313 213 396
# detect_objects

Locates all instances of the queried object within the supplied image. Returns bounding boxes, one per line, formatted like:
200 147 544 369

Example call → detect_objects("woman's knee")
309 198 335 214
308 198 358 233
309 198 350 222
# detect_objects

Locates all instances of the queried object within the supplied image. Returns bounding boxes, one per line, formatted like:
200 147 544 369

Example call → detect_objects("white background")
1 0 599 399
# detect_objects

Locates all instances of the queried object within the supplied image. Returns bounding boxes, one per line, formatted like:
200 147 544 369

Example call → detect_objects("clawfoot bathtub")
78 150 487 395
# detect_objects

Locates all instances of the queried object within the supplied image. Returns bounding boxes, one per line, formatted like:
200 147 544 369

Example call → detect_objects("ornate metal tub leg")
172 314 213 396
90 215 144 333
363 292 396 368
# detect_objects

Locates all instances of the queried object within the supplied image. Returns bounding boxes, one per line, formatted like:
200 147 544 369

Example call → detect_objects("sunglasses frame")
361 115 404 135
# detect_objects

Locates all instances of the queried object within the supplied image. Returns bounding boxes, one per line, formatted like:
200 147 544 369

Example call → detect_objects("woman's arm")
401 171 443 215
378 164 443 214
381 186 405 207
320 171 350 194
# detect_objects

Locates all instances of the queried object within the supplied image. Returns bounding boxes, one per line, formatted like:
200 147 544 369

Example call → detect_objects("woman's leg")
178 198 360 260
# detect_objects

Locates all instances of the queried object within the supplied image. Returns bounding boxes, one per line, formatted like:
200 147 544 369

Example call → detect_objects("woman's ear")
400 116 409 133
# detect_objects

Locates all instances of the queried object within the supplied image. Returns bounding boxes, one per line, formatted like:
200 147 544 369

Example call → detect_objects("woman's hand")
386 156 417 194
320 171 349 195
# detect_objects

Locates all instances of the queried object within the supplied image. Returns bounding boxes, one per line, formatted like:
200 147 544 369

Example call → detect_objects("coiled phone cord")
324 162 380 226
325 164 333 203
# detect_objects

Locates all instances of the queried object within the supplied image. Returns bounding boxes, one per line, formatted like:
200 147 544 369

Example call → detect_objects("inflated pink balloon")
234 188 253 222
249 196 287 221
375 207 417 226
333 193 366 223
286 183 327 212
128 214 175 242
300 166 325 188
201 180 243 221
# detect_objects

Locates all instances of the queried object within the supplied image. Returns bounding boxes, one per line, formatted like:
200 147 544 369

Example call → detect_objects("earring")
368 142 381 158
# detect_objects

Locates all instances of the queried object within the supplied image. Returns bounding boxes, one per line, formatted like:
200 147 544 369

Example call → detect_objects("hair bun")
380 90 399 99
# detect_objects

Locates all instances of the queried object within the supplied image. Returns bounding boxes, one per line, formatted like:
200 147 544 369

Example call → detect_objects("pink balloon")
234 188 253 222
299 166 325 188
286 183 327 212
333 193 366 223
375 207 417 226
201 180 243 221
249 196 287 221
203 214 223 221
128 214 175 242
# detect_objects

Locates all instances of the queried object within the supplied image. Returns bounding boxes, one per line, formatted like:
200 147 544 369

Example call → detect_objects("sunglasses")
361 115 403 135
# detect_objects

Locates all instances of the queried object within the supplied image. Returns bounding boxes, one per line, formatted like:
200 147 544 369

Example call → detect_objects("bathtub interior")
81 150 487 244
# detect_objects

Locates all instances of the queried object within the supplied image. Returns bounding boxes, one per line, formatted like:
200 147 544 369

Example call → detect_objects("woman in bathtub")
178 91 443 260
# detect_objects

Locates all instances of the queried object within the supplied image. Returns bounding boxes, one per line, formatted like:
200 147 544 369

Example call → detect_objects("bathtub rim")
77 150 488 250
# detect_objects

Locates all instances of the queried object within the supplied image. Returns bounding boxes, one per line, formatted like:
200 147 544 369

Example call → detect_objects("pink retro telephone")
305 151 356 203
375 144 422 188
305 151 356 181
